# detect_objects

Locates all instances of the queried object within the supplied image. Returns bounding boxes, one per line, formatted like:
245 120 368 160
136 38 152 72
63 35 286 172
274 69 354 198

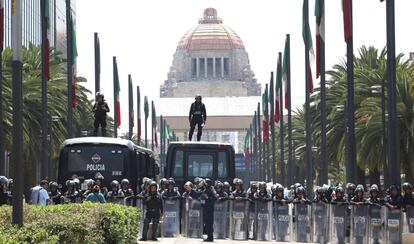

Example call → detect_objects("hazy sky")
76 0 413 134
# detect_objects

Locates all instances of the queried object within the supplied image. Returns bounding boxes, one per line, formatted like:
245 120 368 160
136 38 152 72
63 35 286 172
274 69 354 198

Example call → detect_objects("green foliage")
0 203 139 244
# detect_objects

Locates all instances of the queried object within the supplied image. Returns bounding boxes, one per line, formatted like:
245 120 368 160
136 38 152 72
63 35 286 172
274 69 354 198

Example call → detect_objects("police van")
58 137 159 192
164 141 236 190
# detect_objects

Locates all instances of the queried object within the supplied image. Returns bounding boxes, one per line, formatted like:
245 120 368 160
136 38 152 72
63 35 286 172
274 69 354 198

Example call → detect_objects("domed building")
158 8 261 152
160 7 261 97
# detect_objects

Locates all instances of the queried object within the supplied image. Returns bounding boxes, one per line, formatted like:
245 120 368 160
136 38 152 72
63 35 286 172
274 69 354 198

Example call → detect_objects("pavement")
139 236 314 244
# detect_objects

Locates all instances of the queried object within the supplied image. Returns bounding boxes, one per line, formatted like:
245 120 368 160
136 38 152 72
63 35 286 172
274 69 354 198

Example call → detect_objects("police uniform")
141 190 163 241
188 99 207 141
92 96 110 137
201 186 216 241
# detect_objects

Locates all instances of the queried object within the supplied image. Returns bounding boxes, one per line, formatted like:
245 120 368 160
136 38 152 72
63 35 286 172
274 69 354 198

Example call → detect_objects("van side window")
218 151 228 178
173 150 184 177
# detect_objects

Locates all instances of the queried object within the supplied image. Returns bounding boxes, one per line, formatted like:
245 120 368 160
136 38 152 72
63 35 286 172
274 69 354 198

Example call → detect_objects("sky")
76 0 414 134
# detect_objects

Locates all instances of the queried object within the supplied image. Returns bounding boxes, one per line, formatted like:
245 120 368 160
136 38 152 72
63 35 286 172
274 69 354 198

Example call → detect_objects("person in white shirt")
37 180 50 206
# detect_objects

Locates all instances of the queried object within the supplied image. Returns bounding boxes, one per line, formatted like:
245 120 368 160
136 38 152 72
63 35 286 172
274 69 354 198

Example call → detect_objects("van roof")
61 137 153 154
169 141 234 148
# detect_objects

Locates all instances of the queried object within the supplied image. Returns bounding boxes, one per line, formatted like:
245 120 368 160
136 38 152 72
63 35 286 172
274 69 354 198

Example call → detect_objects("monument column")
213 57 216 78
204 57 208 78
196 57 200 78
221 57 224 78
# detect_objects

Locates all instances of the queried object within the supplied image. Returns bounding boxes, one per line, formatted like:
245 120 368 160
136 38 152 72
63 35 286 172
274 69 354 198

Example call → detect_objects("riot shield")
368 204 384 244
229 199 249 240
406 206 414 233
294 203 312 243
248 200 255 239
312 202 329 244
273 201 292 242
136 198 146 238
254 200 272 241
213 200 228 239
161 199 180 237
385 208 402 244
182 198 203 238
330 203 348 244
123 196 135 206
350 204 369 244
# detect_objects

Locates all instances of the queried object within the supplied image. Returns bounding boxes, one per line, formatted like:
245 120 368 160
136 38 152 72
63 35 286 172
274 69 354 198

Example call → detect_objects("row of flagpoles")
243 0 399 197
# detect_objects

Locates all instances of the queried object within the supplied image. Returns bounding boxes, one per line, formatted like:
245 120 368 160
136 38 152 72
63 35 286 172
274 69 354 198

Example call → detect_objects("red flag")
71 65 76 108
0 1 3 49
342 0 352 42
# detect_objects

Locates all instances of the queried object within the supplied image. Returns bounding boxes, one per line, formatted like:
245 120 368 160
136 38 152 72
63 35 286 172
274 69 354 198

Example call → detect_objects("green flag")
144 96 149 120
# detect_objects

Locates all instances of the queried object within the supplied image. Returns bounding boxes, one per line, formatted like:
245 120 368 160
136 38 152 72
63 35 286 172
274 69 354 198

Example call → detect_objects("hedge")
0 202 140 244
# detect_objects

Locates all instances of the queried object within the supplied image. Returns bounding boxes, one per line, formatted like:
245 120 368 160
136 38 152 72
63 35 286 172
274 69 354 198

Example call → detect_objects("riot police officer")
254 182 271 201
188 94 207 141
313 186 328 203
346 183 356 202
140 181 163 241
402 182 414 208
82 179 95 198
222 181 231 195
230 178 247 200
200 178 216 242
182 181 198 199
351 185 366 205
159 178 168 194
215 181 228 200
92 92 110 137
120 179 134 198
385 184 403 209
368 184 383 244
162 178 180 200
64 180 79 203
0 176 10 205
49 181 63 205
94 173 108 197
107 180 124 203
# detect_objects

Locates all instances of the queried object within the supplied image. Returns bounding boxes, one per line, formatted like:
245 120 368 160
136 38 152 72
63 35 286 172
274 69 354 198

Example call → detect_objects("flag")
152 101 158 147
342 0 352 42
303 0 315 93
275 55 282 123
42 0 50 80
94 32 100 93
262 86 269 144
137 86 141 143
144 96 149 120
244 128 251 163
269 72 275 125
282 36 290 109
164 123 171 140
315 0 325 78
114 57 121 127
0 0 4 50
128 75 134 128
70 14 78 108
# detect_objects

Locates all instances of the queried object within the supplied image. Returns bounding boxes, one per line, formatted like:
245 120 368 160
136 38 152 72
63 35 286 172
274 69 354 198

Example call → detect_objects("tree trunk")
369 168 380 188
356 165 365 185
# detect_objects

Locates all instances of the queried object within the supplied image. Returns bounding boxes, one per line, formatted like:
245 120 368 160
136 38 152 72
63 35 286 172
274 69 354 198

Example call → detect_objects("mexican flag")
342 0 352 42
282 35 290 109
303 0 315 93
262 87 269 144
152 101 158 147
315 0 325 78
275 54 282 123
114 58 121 127
269 72 275 125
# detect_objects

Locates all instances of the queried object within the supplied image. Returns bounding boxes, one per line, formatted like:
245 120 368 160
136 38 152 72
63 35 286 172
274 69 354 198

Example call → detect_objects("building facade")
158 8 261 152
3 0 76 57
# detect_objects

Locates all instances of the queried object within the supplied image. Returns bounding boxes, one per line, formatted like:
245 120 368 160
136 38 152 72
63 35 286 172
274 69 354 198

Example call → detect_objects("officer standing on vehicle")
92 92 110 137
188 94 207 141
200 178 216 242
140 181 163 242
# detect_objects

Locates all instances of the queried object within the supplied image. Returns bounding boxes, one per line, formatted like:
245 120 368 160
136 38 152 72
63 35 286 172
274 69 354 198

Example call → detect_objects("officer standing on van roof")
188 94 207 141
92 92 110 137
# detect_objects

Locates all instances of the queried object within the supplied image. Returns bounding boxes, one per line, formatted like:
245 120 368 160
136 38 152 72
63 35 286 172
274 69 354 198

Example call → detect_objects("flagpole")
257 102 262 180
11 0 23 226
66 0 73 138
318 0 328 185
0 0 4 175
253 111 258 180
40 0 49 179
385 0 400 186
344 0 356 184
264 84 270 182
128 74 133 140
285 34 294 186
144 96 148 148
137 86 141 145
277 52 285 186
304 0 313 198
113 57 118 138
94 32 100 95
269 72 276 183
160 115 164 175
151 101 154 151
249 124 253 183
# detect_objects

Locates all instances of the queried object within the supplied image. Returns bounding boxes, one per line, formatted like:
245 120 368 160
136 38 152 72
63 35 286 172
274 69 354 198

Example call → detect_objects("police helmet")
204 178 212 188
168 178 175 185
49 181 58 188
369 184 379 193
96 91 104 99
402 182 412 191
296 186 306 195
335 186 345 194
194 177 202 185
149 181 158 188
258 182 267 190
72 178 80 186
346 183 356 191
215 182 223 189
234 178 243 186
121 179 130 186
66 180 75 187
195 94 202 100
315 186 325 194
275 184 284 193
223 181 231 189
95 172 104 180
0 176 8 185
388 184 398 192
84 179 95 187
160 178 168 186
250 182 258 190
184 181 193 190
355 185 364 193
110 180 120 188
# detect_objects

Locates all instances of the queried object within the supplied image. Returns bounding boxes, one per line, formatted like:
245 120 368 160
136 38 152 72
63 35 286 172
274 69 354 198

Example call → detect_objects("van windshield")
187 153 214 177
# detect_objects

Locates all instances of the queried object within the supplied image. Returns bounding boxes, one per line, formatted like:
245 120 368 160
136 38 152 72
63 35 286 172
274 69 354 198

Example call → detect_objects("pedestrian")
85 185 106 203
188 94 206 141
92 92 110 137
200 178 216 242
37 180 50 206
139 181 163 241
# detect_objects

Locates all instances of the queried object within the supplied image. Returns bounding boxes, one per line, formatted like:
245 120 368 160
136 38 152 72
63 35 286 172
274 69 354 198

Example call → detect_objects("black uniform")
200 186 216 241
188 101 207 141
162 189 180 200
49 190 62 205
141 191 163 241
92 101 110 136
0 191 10 205
106 190 125 203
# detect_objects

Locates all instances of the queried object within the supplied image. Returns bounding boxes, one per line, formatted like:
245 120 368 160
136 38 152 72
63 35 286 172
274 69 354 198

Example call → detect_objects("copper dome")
177 8 245 51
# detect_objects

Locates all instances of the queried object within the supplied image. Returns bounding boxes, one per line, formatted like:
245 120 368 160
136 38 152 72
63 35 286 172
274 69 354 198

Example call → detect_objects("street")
141 237 314 244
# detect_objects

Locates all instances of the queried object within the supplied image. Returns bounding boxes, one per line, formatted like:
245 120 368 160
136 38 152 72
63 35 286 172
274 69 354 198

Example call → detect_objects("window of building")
173 150 184 177
191 58 197 78
207 58 213 77
188 154 213 177
218 151 228 178
223 58 230 77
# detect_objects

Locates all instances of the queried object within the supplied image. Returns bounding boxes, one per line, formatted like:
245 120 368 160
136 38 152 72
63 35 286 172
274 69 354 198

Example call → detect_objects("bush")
0 202 140 244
